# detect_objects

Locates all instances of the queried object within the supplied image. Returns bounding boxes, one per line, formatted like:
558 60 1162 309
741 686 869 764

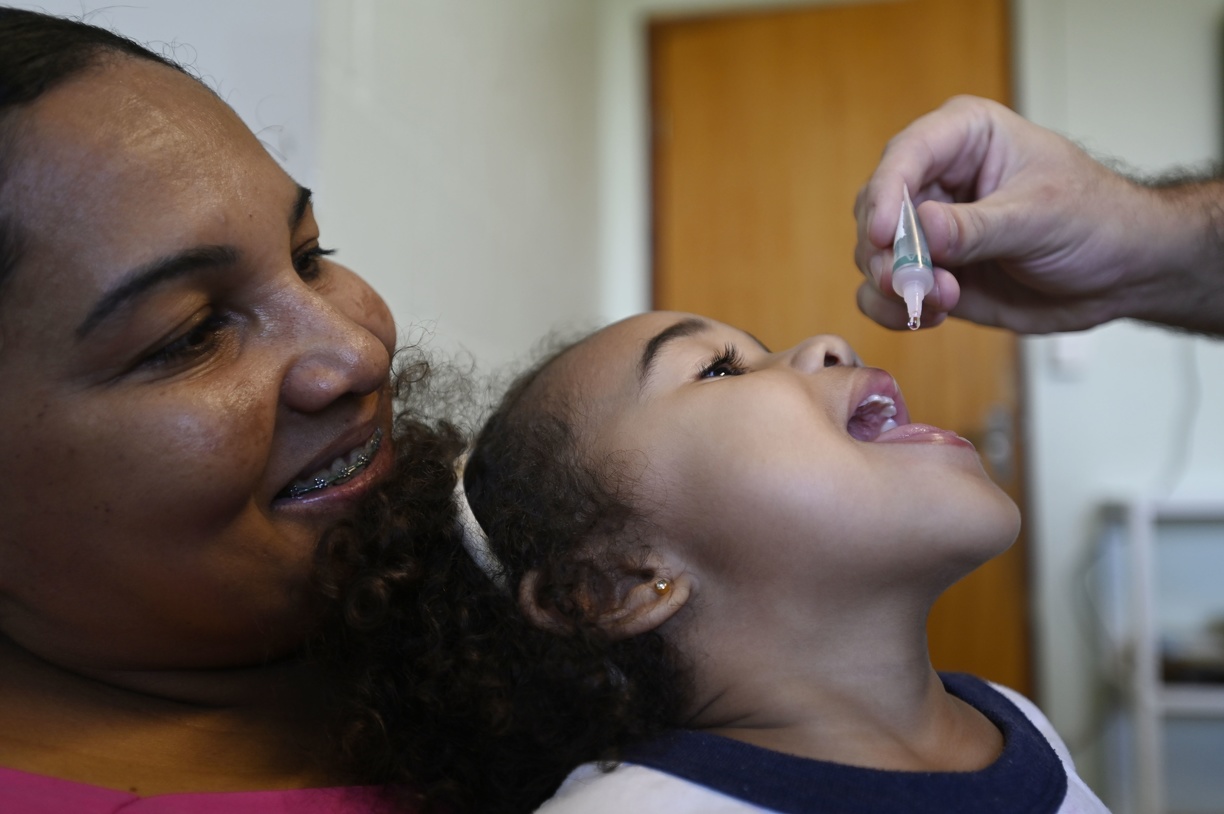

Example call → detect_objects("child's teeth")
859 394 897 417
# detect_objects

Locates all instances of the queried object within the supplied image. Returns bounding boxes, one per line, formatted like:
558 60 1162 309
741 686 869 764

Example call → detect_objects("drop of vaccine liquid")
907 315 921 330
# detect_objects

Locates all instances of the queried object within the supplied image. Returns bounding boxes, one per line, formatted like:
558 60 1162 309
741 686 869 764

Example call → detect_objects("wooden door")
651 0 1030 693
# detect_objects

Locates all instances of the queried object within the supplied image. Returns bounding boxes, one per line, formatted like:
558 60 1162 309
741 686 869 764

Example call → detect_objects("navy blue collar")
624 673 1067 814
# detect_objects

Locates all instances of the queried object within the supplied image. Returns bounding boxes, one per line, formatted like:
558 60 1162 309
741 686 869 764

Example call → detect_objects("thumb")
920 198 1031 268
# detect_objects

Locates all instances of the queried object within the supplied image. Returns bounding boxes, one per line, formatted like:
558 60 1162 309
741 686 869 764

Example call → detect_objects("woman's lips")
874 422 975 449
273 426 393 507
277 427 385 500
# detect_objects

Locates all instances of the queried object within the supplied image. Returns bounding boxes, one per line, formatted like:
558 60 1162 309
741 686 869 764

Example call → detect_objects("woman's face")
552 312 1020 599
0 59 397 670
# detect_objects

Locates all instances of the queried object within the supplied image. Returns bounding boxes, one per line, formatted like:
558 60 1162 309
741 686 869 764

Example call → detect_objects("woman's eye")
293 245 336 282
698 345 748 379
140 312 233 369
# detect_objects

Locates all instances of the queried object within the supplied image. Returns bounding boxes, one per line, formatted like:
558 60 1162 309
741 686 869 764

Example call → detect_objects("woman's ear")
518 556 693 640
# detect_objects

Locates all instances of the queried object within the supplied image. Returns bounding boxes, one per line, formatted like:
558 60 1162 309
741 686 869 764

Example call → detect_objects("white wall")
1013 0 1224 793
9 0 318 188
12 0 601 370
315 0 602 368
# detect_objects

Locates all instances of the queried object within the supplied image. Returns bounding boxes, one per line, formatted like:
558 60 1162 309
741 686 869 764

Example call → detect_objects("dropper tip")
901 281 924 331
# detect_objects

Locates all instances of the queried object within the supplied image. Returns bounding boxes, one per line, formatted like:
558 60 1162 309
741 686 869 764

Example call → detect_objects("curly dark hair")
315 338 694 814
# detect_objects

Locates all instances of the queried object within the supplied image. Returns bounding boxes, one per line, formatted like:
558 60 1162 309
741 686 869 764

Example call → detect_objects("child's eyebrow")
638 317 710 385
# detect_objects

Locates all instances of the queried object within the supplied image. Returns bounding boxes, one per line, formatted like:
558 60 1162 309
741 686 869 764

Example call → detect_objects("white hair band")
454 459 509 593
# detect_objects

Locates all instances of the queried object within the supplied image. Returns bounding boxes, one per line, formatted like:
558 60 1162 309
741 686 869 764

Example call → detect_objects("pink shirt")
0 766 402 813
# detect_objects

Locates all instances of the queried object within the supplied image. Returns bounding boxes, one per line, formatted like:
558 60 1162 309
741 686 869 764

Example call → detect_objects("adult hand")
853 95 1223 335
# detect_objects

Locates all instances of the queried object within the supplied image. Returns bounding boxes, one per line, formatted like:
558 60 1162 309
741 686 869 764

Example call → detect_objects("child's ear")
597 568 693 640
518 558 693 640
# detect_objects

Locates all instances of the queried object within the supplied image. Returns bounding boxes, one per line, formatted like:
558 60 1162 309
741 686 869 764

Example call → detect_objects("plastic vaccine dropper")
892 184 934 330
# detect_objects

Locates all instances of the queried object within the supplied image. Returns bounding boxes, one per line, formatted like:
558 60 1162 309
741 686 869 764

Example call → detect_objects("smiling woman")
0 8 458 811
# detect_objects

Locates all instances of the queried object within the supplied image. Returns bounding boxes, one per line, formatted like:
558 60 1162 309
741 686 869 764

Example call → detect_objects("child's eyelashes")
698 343 748 380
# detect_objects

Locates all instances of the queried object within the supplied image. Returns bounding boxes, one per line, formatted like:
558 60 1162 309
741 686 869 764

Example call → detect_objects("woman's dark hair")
0 7 190 292
316 339 694 814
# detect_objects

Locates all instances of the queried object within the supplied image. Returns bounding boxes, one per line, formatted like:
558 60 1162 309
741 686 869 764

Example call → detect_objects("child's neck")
681 596 1004 772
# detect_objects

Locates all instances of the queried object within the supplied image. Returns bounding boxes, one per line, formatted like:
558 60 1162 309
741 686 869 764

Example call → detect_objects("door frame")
593 0 1064 324
594 0 871 322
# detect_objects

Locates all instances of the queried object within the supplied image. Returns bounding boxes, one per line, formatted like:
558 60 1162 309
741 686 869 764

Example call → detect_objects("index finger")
858 96 1005 250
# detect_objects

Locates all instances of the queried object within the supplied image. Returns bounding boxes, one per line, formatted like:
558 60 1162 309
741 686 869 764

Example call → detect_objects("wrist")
1116 178 1224 335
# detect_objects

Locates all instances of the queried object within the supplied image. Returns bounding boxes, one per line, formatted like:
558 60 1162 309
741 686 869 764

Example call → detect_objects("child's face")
551 312 1020 598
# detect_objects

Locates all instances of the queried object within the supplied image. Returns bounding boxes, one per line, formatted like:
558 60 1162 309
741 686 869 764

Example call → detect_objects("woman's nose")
785 334 860 373
278 295 393 414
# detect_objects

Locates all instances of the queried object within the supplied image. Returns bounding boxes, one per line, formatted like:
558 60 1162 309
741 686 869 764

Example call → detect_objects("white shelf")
1159 685 1224 718
1104 498 1224 814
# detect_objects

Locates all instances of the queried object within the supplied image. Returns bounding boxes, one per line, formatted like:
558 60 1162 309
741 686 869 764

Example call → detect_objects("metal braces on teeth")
281 428 382 499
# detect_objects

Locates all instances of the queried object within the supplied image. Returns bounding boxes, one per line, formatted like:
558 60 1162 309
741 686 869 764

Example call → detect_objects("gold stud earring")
653 577 671 595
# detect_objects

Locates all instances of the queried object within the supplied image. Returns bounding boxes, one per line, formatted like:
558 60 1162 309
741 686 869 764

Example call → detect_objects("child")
322 312 1111 814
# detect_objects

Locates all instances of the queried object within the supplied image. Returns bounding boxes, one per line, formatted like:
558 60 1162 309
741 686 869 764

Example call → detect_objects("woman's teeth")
278 428 383 500
847 394 899 441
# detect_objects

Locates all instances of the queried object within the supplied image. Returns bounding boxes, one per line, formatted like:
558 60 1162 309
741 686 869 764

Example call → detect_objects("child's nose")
786 334 860 373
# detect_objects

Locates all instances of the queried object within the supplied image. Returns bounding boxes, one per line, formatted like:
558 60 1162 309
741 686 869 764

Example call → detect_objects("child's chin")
979 494 1023 557
951 483 1023 561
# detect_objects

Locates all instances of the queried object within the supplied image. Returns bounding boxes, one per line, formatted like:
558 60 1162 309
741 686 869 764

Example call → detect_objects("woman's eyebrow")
289 185 312 229
638 317 710 385
75 186 314 341
75 244 238 340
